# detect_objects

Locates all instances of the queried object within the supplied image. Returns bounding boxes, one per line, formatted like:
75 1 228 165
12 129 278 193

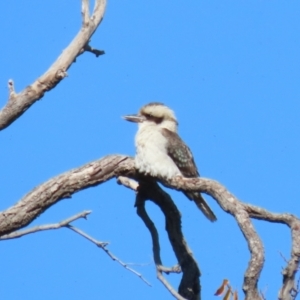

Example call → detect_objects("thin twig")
279 251 289 264
295 276 300 299
83 44 105 57
67 225 151 287
157 271 187 300
158 265 181 274
259 287 267 300
0 210 91 240
125 262 152 267
8 79 16 98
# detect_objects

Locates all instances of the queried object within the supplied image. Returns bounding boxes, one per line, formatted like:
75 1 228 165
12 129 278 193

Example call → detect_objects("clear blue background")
1 1 299 299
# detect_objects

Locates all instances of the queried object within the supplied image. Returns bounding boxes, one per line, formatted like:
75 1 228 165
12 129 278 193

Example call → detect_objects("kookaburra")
123 102 217 222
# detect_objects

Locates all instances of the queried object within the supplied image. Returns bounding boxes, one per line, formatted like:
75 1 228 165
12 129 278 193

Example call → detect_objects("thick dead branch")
0 0 106 130
136 180 200 300
0 155 133 236
0 155 299 299
164 176 300 300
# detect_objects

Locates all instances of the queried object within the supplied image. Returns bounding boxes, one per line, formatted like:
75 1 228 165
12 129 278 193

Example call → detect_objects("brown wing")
161 128 199 177
161 128 217 222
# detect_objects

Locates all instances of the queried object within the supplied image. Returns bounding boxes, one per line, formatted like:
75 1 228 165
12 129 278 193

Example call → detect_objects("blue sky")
1 1 300 299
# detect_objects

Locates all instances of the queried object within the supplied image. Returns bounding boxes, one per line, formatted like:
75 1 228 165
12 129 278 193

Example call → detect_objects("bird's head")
123 102 178 132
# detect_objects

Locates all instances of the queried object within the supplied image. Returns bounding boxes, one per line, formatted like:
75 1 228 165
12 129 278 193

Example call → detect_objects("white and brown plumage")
123 102 216 222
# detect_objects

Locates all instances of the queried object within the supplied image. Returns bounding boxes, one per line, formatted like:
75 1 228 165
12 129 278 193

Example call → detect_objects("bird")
123 102 217 222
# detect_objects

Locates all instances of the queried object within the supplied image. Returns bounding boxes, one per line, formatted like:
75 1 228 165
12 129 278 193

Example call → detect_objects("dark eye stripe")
150 116 163 124
143 113 163 124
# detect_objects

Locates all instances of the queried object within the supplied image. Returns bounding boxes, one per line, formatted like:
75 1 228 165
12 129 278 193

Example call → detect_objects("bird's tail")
184 192 217 222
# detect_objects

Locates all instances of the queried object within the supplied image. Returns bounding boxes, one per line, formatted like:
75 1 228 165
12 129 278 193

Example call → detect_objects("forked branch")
0 155 133 237
165 176 300 300
0 0 106 130
0 210 91 240
136 180 200 300
0 155 299 299
1 208 150 286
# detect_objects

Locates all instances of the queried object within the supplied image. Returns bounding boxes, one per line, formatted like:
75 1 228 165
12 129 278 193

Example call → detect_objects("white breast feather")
135 124 181 179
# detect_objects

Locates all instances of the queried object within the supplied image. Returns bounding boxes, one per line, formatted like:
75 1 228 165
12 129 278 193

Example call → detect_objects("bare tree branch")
118 176 188 298
67 225 152 286
8 80 16 98
0 0 106 130
295 276 300 299
117 176 139 191
82 0 90 26
0 206 151 286
136 195 185 300
83 44 105 57
0 210 91 240
163 176 300 300
136 180 200 300
0 155 134 236
0 155 299 299
2 1 297 299
67 224 108 247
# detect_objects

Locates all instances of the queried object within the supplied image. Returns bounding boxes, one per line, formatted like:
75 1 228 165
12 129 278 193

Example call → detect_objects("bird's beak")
122 114 145 123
